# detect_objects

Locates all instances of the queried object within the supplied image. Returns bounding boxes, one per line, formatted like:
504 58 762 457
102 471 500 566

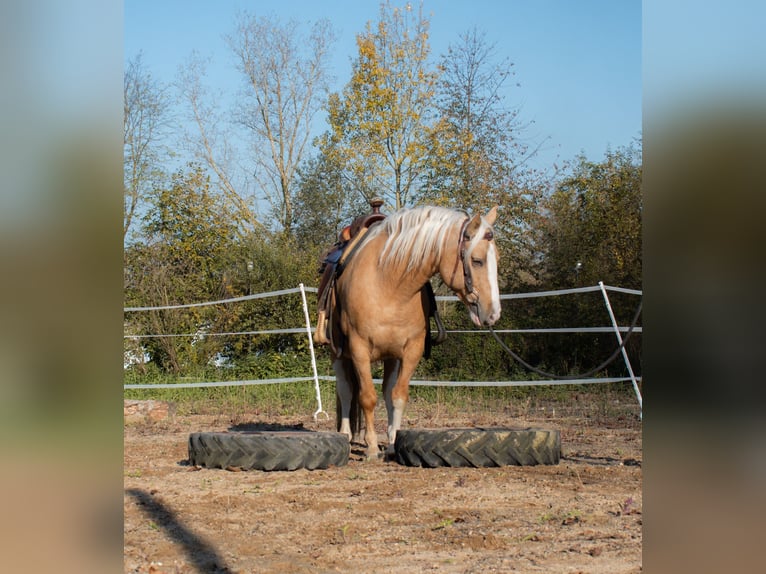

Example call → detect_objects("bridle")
450 217 494 307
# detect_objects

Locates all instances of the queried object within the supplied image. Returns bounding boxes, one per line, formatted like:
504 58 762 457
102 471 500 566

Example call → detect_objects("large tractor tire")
188 431 350 471
394 427 560 468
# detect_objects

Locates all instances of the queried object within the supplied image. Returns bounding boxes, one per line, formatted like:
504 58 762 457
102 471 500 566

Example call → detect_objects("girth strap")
423 280 446 359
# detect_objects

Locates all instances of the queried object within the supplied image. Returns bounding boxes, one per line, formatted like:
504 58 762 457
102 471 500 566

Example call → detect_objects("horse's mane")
364 206 468 273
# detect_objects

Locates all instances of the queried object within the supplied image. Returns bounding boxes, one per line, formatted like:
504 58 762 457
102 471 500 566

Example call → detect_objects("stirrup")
314 311 329 345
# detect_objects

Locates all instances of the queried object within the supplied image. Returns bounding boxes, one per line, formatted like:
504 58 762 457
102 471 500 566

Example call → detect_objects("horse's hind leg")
333 358 354 441
382 359 402 454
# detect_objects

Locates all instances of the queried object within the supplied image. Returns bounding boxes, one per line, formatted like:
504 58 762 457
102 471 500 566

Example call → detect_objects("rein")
450 217 479 304
488 299 643 380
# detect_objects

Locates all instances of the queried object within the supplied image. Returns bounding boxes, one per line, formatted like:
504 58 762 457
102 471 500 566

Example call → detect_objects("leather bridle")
450 217 494 307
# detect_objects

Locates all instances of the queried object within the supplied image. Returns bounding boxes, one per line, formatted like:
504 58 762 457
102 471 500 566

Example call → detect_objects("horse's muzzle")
481 299 502 326
467 301 500 327
485 308 501 326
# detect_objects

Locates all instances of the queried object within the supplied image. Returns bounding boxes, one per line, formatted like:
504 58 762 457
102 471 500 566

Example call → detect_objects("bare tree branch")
176 53 265 237
228 14 336 231
124 53 171 242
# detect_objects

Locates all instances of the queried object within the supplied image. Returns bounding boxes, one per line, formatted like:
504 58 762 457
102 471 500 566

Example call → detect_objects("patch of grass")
124 365 640 425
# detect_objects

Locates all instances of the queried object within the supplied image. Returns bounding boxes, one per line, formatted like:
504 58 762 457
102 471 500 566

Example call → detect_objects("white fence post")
299 283 328 421
599 281 642 418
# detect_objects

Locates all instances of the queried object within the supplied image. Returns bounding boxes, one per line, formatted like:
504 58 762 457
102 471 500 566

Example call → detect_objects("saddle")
314 199 446 357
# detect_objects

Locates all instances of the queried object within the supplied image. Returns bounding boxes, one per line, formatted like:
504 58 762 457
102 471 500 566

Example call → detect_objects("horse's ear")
485 205 498 226
464 213 482 239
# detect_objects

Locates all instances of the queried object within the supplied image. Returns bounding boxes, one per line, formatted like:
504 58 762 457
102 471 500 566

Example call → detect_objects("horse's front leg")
382 359 401 454
385 347 422 455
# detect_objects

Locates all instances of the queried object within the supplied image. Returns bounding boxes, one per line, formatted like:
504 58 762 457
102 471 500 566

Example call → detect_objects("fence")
124 282 642 419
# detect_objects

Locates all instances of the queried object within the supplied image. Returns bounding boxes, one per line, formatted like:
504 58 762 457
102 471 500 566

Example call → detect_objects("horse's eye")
471 258 484 268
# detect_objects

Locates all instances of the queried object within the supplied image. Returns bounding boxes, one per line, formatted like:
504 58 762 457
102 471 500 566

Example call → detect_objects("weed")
538 512 556 524
521 532 541 542
620 496 640 515
432 518 454 531
561 510 582 525
539 508 583 525
431 509 455 531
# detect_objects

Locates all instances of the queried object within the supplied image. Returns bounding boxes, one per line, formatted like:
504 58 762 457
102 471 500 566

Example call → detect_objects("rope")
488 299 643 380
124 287 313 312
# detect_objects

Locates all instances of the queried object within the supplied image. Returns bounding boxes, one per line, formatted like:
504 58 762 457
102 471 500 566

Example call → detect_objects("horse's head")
448 206 502 327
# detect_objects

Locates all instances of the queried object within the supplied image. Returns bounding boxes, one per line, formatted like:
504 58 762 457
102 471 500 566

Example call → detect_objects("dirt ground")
124 400 642 574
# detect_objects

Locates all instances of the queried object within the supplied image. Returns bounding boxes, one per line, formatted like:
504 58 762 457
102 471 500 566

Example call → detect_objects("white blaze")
487 241 501 323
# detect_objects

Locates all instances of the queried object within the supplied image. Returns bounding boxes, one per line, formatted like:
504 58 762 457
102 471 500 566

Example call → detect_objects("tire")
394 427 560 467
188 431 350 471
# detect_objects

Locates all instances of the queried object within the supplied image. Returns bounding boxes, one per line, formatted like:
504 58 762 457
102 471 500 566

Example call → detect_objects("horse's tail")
335 358 362 439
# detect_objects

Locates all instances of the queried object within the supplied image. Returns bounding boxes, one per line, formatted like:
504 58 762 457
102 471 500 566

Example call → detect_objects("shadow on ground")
125 488 234 573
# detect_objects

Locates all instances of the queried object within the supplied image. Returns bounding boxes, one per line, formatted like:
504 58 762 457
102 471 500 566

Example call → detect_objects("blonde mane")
364 206 468 273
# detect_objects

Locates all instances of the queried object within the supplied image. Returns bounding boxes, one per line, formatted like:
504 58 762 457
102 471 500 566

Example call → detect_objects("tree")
421 29 514 206
292 152 368 248
177 53 264 237
420 28 547 292
124 53 170 243
124 165 242 372
227 13 337 232
524 144 642 376
540 144 642 289
321 1 437 210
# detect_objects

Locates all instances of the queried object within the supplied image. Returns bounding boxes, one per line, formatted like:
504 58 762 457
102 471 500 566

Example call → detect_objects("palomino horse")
331 205 501 459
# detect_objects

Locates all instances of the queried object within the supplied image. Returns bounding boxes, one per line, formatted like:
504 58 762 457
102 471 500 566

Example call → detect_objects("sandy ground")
124 400 642 573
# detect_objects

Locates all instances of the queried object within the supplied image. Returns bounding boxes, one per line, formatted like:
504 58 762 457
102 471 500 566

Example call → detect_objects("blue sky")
643 0 766 113
125 0 642 170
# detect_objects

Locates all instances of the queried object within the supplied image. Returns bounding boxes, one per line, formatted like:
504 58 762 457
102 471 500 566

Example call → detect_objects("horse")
330 205 501 459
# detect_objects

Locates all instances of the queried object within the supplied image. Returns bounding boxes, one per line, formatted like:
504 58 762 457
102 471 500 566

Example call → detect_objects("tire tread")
394 428 560 467
188 431 350 471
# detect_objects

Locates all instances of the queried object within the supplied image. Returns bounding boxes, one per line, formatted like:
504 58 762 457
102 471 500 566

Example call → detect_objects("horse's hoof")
364 450 384 462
